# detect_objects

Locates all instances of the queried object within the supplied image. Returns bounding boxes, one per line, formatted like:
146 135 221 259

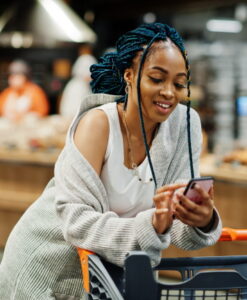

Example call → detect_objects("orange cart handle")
77 248 95 293
219 227 247 241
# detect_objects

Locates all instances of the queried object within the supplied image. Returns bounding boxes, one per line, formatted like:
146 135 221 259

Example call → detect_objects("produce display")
0 115 70 152
223 149 247 165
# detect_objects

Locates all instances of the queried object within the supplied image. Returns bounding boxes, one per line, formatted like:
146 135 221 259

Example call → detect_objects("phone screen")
183 176 214 203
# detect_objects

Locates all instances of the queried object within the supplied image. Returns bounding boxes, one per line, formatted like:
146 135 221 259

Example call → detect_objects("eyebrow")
151 66 187 77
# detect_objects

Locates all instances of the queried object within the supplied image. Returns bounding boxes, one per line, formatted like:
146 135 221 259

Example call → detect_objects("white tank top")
98 102 155 218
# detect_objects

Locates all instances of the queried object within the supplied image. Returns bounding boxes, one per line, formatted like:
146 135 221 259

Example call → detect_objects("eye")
149 76 162 84
175 83 187 89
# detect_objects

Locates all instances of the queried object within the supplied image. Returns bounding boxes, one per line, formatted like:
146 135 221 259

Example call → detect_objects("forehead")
144 41 186 71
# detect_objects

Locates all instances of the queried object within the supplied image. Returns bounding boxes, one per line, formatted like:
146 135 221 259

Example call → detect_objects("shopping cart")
77 228 247 300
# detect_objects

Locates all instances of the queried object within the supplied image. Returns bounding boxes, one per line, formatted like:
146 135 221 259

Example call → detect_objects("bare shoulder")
75 109 109 138
74 109 109 175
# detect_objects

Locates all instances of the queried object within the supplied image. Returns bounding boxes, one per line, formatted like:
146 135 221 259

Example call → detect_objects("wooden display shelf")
0 148 59 165
0 148 59 247
200 154 247 184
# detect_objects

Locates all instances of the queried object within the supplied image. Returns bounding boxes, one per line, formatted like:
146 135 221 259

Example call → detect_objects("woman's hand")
173 184 215 229
152 184 186 234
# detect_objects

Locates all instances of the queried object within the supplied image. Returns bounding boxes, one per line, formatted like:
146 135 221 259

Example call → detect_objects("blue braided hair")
90 23 185 95
90 23 194 186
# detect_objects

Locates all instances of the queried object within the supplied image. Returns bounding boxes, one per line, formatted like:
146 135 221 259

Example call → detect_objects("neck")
119 103 158 141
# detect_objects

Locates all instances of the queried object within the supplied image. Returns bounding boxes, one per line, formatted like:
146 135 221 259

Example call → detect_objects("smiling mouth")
154 101 172 109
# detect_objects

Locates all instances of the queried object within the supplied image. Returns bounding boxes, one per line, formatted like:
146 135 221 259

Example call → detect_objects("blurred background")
0 0 247 260
0 0 247 147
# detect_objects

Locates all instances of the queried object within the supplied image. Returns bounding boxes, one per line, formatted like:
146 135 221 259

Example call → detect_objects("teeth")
156 102 171 108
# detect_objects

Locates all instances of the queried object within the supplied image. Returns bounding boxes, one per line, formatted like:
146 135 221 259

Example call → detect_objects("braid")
182 50 194 179
182 50 191 99
90 52 125 95
186 101 194 178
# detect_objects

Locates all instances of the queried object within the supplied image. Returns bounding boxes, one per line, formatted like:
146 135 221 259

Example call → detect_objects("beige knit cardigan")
0 94 222 300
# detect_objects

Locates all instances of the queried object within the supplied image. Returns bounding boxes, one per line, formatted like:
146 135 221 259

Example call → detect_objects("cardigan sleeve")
54 144 171 267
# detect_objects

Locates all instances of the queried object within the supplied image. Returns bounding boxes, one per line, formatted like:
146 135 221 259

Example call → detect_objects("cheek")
177 89 187 101
141 81 160 96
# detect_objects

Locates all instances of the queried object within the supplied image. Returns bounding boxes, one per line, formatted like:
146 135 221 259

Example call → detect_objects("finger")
209 186 214 199
175 204 202 223
153 191 172 209
175 202 194 218
193 185 215 208
193 184 210 200
177 193 200 212
155 208 169 215
174 212 196 227
175 205 214 228
156 183 186 194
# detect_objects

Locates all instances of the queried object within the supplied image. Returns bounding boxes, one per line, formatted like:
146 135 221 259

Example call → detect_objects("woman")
0 23 221 300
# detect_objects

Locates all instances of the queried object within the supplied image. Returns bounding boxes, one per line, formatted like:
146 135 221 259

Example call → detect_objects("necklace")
121 109 153 183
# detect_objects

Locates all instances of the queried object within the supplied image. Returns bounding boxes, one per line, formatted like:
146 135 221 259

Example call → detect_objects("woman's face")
127 41 187 124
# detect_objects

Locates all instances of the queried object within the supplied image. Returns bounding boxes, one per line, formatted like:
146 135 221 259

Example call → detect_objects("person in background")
0 59 49 122
59 43 97 118
0 23 221 299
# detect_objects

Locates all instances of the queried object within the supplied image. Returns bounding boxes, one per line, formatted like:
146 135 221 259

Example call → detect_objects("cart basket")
78 228 247 300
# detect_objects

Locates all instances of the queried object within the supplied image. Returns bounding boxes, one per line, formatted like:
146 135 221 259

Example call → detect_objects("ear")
123 68 134 85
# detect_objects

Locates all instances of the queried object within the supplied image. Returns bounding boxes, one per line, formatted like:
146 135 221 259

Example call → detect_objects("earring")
124 82 130 110
125 82 130 94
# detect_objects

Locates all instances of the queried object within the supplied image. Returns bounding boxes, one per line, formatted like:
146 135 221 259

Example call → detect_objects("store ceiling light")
0 7 14 33
38 0 96 42
206 19 243 33
143 12 156 24
0 0 96 47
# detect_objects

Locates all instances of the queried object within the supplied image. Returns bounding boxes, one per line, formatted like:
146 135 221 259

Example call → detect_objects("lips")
153 100 173 115
154 101 172 109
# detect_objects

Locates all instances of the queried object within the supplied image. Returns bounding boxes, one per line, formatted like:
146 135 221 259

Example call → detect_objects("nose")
159 84 174 99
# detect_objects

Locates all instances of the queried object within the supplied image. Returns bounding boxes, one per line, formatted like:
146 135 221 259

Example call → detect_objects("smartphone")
183 176 214 203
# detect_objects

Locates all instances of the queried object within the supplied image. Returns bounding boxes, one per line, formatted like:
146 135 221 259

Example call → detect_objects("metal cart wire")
77 228 247 300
